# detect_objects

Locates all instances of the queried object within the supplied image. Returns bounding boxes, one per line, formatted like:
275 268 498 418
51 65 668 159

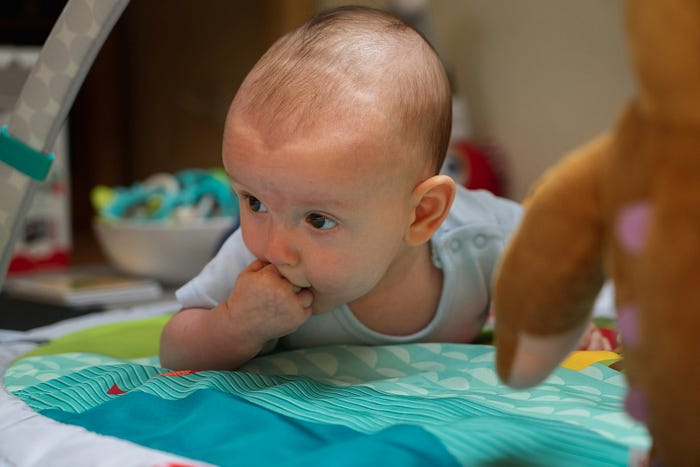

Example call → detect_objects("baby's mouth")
289 280 313 297
276 269 308 290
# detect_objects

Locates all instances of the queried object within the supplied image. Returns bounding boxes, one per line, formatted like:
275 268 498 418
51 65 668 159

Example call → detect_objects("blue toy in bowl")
92 168 238 223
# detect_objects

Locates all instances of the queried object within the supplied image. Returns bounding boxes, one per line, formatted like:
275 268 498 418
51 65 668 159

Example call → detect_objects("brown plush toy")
492 0 700 464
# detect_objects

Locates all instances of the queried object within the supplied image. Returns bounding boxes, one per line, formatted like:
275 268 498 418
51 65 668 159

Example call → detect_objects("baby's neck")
348 243 443 336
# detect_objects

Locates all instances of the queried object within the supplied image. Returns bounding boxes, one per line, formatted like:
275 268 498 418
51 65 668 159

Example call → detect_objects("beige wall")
319 0 636 200
430 0 636 200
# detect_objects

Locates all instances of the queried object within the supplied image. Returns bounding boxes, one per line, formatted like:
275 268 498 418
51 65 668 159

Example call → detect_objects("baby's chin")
308 288 364 315
309 295 341 315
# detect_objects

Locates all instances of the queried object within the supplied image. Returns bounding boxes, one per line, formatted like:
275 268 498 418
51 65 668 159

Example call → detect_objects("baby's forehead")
226 95 421 177
234 96 398 151
234 68 398 135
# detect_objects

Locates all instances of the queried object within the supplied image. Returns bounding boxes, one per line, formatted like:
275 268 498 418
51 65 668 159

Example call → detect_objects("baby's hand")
576 322 612 351
224 259 313 345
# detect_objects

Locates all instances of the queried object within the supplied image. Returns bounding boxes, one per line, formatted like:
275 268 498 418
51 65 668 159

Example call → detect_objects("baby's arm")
159 259 313 370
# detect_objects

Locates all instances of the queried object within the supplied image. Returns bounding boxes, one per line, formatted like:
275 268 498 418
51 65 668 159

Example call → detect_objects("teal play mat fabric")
6 343 649 466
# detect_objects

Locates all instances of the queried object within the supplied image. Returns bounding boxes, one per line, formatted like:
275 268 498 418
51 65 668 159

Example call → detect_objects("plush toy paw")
493 0 700 464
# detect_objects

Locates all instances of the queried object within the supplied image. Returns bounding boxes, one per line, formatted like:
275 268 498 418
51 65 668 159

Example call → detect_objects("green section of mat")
19 315 171 361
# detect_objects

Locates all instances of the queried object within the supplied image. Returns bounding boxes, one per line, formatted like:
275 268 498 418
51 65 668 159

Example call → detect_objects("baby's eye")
247 195 267 213
306 213 337 230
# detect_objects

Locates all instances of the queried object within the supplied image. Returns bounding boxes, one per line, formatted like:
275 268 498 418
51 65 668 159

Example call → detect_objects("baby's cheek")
240 226 264 258
306 249 386 306
308 274 365 311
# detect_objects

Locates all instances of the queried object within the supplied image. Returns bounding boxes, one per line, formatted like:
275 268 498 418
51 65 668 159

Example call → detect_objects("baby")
160 6 524 370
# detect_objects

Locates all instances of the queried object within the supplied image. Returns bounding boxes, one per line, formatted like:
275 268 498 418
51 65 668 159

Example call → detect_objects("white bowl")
93 218 236 285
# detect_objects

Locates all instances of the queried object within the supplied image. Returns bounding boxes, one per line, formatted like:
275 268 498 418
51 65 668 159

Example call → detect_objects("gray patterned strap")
0 0 130 287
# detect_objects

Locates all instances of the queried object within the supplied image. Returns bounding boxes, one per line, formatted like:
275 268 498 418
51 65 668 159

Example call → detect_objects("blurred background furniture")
1 0 633 267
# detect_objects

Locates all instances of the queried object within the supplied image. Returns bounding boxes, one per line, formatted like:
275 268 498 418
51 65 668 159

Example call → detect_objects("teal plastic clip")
0 125 55 181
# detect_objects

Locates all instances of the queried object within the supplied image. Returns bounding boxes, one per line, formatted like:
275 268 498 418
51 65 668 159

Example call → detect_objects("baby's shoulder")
445 186 522 230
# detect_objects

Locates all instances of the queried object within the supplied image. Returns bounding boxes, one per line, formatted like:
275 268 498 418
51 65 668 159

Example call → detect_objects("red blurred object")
442 140 507 196
599 327 619 351
8 249 70 274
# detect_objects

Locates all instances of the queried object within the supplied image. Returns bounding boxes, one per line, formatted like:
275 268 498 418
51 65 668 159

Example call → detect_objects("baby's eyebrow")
228 178 251 194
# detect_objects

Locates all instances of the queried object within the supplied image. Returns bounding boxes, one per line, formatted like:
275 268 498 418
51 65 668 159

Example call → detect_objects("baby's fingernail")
292 286 301 293
303 294 313 308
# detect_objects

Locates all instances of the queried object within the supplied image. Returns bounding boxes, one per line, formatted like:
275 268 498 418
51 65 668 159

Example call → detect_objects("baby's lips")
293 285 313 295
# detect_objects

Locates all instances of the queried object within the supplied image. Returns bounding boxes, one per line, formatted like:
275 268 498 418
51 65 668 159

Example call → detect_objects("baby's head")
227 5 452 178
223 6 456 314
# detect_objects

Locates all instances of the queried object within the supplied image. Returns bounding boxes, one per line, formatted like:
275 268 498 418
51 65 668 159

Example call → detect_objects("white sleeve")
174 229 256 309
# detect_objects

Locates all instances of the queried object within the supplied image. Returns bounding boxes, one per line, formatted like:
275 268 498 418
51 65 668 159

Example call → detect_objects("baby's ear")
406 175 456 245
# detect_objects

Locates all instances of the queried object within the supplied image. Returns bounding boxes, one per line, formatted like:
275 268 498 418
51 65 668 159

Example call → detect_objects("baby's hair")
234 6 452 175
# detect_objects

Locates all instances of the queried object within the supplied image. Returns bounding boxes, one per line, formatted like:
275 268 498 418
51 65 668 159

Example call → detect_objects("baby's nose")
263 225 299 267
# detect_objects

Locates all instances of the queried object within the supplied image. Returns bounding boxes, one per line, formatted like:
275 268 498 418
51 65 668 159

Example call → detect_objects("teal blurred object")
93 169 239 223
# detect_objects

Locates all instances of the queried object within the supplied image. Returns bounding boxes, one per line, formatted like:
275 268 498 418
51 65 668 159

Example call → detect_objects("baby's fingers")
244 259 269 273
296 288 314 311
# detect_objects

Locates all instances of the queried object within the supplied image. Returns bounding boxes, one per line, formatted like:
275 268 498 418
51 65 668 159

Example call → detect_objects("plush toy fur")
493 0 700 464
